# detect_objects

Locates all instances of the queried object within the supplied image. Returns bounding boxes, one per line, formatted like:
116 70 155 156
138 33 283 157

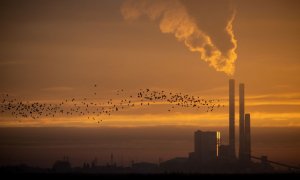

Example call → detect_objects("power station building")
189 79 251 163
162 79 253 173
189 130 220 162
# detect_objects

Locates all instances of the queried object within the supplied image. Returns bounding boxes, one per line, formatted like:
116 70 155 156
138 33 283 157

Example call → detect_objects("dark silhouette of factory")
158 79 299 173
188 79 251 164
159 79 269 173
41 80 299 174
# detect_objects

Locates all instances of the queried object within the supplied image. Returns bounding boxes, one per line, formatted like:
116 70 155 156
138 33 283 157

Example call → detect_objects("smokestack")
229 79 235 158
239 83 245 160
245 113 251 161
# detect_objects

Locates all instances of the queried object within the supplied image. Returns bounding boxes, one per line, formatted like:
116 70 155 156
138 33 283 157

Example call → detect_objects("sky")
0 0 300 127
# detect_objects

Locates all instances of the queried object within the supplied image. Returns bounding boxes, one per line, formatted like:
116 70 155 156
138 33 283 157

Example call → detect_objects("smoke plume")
121 0 237 75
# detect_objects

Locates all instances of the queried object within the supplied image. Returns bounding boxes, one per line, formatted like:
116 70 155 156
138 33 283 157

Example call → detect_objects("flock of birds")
0 85 224 124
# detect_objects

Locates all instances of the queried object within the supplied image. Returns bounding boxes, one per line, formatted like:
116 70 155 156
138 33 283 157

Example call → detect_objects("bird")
0 87 223 125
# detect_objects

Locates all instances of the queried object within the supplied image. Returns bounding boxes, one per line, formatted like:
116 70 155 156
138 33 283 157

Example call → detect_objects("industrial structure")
188 79 252 163
161 79 299 173
189 131 220 163
229 79 236 159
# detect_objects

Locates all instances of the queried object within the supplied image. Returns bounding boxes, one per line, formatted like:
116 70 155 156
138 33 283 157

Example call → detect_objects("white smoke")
121 0 237 75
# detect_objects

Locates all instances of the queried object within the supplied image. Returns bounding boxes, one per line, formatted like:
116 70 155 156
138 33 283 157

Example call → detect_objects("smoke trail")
121 0 237 75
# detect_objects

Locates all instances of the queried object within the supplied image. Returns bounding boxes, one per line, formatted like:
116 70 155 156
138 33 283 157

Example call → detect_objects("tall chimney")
239 83 245 160
245 113 251 161
229 79 236 158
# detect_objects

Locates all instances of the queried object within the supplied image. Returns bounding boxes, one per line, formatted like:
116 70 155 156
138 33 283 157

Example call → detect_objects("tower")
229 79 236 158
239 83 245 161
245 113 251 161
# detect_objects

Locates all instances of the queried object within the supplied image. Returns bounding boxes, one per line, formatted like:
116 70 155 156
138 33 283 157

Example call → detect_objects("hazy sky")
1 127 299 167
0 0 300 127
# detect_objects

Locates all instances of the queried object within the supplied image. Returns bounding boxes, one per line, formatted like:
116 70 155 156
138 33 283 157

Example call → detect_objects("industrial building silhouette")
159 79 257 173
159 80 299 173
42 80 298 174
189 79 251 164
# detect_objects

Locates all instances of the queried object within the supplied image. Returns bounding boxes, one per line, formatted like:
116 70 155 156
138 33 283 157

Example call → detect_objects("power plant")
160 79 256 172
158 79 298 173
187 79 252 163
159 79 280 173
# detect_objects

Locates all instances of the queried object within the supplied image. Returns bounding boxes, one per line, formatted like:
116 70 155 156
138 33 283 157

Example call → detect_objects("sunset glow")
0 0 299 174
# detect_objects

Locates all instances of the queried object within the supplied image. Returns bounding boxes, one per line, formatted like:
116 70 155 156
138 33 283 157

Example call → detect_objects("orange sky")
0 0 300 127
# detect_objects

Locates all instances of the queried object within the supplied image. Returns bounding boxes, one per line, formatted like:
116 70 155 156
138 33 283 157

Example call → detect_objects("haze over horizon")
1 126 299 168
